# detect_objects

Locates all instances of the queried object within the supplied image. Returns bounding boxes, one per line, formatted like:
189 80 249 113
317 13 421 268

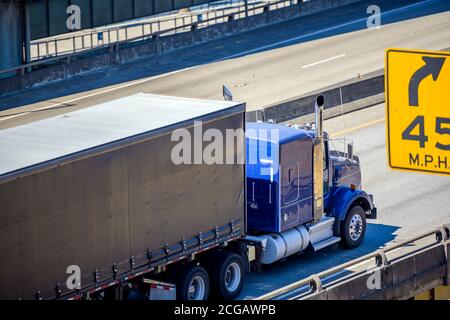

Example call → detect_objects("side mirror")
347 143 354 160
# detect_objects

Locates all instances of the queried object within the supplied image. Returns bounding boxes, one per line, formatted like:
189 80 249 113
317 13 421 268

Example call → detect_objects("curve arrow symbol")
408 56 446 107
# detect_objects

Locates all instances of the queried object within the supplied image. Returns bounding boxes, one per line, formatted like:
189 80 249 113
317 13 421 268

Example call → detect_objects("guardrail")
255 224 450 300
0 0 298 78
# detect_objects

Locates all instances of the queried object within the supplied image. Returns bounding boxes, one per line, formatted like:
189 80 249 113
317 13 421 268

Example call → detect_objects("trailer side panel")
0 97 245 300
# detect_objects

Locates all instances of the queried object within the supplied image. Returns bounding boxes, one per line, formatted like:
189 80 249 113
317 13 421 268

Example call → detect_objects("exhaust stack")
313 95 325 222
315 95 324 139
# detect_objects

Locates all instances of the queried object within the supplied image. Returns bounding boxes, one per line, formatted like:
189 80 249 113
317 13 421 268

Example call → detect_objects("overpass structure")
0 0 330 86
0 0 218 74
1 0 305 80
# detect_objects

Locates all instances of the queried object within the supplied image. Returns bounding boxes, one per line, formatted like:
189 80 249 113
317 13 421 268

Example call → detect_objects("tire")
176 265 210 300
210 252 245 300
341 205 366 249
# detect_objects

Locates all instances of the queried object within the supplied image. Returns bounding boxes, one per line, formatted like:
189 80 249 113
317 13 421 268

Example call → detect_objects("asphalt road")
1 0 450 128
238 103 450 299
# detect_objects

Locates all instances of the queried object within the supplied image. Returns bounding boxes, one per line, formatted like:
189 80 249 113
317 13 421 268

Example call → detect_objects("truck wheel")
341 205 366 249
176 265 210 300
210 252 245 300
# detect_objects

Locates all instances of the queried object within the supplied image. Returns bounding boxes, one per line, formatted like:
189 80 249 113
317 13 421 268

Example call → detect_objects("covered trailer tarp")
0 93 246 299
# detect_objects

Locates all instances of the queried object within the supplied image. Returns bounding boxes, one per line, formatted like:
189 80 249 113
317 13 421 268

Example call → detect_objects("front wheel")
341 205 366 249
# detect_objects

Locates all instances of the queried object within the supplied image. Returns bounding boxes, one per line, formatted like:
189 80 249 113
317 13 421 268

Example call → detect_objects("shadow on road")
238 222 399 299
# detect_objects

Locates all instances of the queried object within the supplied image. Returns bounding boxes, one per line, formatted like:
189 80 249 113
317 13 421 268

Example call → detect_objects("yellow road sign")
385 48 450 175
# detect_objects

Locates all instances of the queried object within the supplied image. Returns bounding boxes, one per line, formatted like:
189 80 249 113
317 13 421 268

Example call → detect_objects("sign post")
385 48 450 175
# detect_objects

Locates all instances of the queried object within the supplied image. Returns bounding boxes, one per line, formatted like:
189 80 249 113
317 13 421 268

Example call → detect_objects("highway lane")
238 103 450 299
0 0 449 300
1 0 450 129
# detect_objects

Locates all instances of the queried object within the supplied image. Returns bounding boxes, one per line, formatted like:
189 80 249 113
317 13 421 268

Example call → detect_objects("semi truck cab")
244 96 376 265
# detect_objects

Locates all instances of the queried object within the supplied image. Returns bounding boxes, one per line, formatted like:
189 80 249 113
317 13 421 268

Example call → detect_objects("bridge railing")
255 224 450 300
0 0 298 78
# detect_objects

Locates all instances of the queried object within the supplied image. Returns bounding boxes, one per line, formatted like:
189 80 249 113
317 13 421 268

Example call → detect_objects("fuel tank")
259 225 309 264
257 216 337 264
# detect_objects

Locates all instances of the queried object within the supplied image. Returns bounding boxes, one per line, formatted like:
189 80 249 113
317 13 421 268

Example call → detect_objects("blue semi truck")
0 94 375 300
244 96 377 270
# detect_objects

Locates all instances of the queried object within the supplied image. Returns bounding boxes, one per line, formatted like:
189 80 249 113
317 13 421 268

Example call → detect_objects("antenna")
339 87 347 140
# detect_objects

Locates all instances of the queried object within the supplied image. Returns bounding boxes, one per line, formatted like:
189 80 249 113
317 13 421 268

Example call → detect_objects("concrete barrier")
255 225 450 300
0 0 364 97
309 244 448 300
246 70 385 123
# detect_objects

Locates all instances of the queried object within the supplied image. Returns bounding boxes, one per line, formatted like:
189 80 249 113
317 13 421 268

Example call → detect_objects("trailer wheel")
341 205 366 249
176 265 210 300
211 252 245 300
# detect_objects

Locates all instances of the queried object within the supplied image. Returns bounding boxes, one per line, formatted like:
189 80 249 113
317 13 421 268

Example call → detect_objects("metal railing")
0 0 299 78
254 224 450 300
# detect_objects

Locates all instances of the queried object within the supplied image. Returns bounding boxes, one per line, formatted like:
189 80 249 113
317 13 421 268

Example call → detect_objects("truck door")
280 139 313 231
280 161 300 230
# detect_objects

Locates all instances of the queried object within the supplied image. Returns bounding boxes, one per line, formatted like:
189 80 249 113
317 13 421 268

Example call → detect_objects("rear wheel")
341 205 366 249
176 265 210 300
210 252 245 300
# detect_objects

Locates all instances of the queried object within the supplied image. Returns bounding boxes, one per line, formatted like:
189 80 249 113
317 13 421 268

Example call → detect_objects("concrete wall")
0 2 23 78
0 0 364 96
305 241 449 300
247 70 385 123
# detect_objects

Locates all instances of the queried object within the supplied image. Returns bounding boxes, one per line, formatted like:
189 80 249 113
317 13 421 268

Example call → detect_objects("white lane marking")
0 66 195 122
0 113 28 121
0 0 437 123
301 53 346 69
35 68 197 112
221 0 438 60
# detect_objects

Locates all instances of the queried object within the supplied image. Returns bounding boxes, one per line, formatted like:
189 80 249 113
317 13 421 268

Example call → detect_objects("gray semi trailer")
0 93 375 300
